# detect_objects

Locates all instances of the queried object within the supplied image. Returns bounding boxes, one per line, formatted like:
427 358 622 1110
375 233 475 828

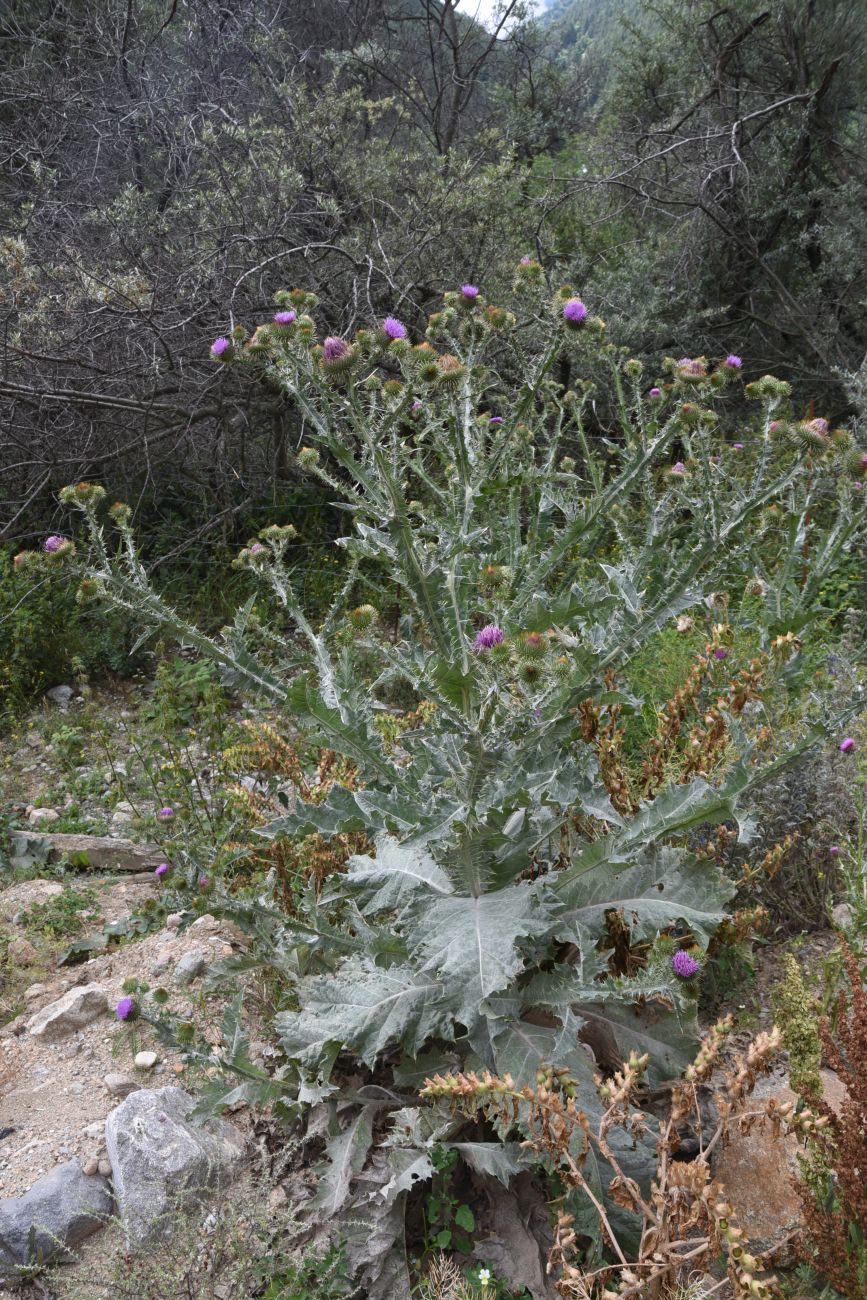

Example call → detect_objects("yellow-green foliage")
771 953 822 1096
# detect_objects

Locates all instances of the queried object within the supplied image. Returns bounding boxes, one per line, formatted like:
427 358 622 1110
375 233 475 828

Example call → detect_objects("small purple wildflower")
210 337 231 359
489 416 503 426
460 284 479 299
116 996 135 1021
519 255 532 266
649 387 662 398
410 400 422 418
43 535 66 553
158 806 175 819
562 297 587 324
732 442 744 451
382 316 407 340
249 542 266 555
474 624 504 652
855 481 864 491
671 462 686 475
323 336 350 362
839 737 856 754
829 846 840 856
713 648 728 661
154 863 169 879
724 355 743 369
273 311 296 326
198 875 210 889
532 706 541 720
671 950 701 979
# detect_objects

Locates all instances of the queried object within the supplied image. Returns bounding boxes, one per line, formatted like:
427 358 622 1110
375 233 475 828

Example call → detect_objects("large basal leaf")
404 884 553 1032
347 835 453 912
489 1010 592 1089
571 996 697 1081
449 1142 534 1186
312 1103 380 1216
553 846 734 948
276 960 452 1070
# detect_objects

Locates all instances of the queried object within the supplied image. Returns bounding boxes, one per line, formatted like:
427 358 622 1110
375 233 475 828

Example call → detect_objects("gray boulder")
105 1087 247 1247
9 831 165 873
0 1161 112 1280
28 985 108 1041
173 949 207 986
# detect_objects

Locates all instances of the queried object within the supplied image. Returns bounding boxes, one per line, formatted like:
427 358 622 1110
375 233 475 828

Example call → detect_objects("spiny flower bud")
517 630 547 660
383 379 404 398
347 604 377 630
845 447 867 477
675 357 708 382
321 336 356 377
437 354 467 389
44 538 76 561
480 564 511 591
108 501 132 525
296 447 319 469
59 481 106 509
744 374 791 403
75 578 104 605
623 358 643 379
259 524 297 543
560 456 576 473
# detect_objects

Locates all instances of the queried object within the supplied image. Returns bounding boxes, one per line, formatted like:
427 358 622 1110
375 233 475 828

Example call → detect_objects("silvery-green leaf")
347 835 452 912
312 1103 380 1216
450 1142 534 1185
277 960 451 1069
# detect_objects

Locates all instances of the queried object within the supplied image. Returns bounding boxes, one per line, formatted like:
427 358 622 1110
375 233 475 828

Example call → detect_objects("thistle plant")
49 273 866 1296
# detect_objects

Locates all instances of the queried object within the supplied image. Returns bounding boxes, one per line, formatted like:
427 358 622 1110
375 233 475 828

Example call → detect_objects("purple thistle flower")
382 316 407 340
732 442 744 451
210 337 231 359
198 875 210 889
273 311 296 326
460 284 479 300
839 737 856 754
43 535 66 553
323 336 350 362
829 846 840 856
855 481 864 491
489 416 503 426
410 400 422 418
519 255 532 266
713 648 729 661
671 462 686 475
249 542 266 555
671 950 701 979
158 806 174 819
562 297 587 323
116 996 135 1021
474 624 504 652
154 863 169 879
649 387 662 398
724 355 743 369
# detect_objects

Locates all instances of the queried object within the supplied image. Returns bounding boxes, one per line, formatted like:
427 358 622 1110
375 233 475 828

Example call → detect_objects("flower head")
273 310 296 326
671 462 686 476
713 647 728 661
724 355 743 370
562 297 587 324
519 256 532 266
43 535 66 553
154 862 169 879
478 1270 492 1288
732 442 744 451
829 846 840 856
323 336 350 363
460 284 479 300
474 624 504 652
649 387 662 398
489 415 503 426
198 875 210 889
382 316 407 340
210 337 231 359
158 806 175 819
839 737 856 754
116 996 135 1021
671 950 701 979
249 542 266 555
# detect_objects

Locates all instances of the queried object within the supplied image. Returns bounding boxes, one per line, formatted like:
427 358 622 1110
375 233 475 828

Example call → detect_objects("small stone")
97 1158 112 1177
134 1051 158 1070
165 913 183 930
82 1158 99 1176
27 807 60 827
173 950 207 986
7 937 38 967
28 985 109 1042
23 984 47 1002
25 732 42 749
82 1122 105 1139
267 1185 287 1211
45 684 74 707
104 1073 140 1098
832 901 854 928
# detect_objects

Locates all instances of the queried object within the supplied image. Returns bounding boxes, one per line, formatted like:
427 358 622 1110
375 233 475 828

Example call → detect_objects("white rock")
104 1073 140 1098
832 901 854 928
165 913 183 930
28 985 109 1041
27 807 60 826
134 1051 158 1070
